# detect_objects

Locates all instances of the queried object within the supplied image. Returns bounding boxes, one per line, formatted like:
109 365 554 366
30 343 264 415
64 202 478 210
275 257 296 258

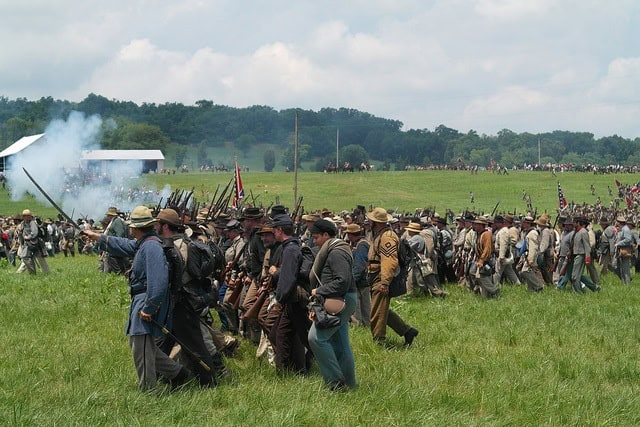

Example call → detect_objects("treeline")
1 94 639 170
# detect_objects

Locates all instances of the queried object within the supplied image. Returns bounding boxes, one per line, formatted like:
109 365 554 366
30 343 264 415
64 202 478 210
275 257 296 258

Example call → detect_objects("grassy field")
3 170 640 425
2 169 636 218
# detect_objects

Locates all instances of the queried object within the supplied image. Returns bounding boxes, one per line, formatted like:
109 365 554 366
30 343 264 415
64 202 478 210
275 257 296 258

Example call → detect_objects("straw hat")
344 223 362 234
105 207 118 217
128 206 156 228
22 209 33 217
535 216 549 227
404 222 422 233
366 207 392 223
472 217 488 225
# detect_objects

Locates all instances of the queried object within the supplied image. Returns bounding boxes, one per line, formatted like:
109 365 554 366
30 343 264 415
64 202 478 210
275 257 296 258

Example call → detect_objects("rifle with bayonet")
22 168 81 230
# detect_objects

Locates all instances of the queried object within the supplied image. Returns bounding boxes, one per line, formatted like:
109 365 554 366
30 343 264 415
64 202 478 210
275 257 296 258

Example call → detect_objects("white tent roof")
0 133 46 157
81 150 165 161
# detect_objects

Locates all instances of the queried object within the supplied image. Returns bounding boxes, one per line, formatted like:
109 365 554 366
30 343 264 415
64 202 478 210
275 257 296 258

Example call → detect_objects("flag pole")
293 111 299 209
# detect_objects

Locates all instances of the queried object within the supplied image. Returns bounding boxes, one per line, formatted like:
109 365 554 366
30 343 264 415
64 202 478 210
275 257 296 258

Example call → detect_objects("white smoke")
7 111 164 221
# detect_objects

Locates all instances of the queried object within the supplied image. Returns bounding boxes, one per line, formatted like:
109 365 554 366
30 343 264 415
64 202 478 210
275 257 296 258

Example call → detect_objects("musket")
212 177 234 218
146 314 211 372
204 185 221 222
154 197 163 215
490 201 500 217
23 168 81 230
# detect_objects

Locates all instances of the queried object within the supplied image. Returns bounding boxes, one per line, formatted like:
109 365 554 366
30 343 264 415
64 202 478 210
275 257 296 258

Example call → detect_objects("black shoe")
404 328 419 346
329 379 348 392
169 367 192 390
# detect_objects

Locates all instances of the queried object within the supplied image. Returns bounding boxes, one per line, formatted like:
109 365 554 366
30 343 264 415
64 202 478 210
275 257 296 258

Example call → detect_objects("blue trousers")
308 292 357 388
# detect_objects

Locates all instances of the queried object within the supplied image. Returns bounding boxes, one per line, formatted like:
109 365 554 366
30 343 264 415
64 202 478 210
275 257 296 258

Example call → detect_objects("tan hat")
302 213 321 222
616 216 626 223
366 207 392 223
156 208 181 227
404 222 422 233
22 209 33 217
105 207 118 216
344 223 362 234
196 208 211 221
256 225 275 235
535 216 549 227
472 217 488 225
127 206 157 228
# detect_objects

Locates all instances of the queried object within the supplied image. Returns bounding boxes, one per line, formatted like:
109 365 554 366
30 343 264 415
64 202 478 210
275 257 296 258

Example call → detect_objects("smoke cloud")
7 111 168 221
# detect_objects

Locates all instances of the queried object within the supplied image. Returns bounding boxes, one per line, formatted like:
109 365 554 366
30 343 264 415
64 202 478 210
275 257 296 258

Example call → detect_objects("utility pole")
336 128 339 167
293 111 299 208
538 138 541 166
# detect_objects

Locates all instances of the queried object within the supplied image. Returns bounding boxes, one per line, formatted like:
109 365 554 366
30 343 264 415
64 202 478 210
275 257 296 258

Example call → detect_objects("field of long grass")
2 170 640 425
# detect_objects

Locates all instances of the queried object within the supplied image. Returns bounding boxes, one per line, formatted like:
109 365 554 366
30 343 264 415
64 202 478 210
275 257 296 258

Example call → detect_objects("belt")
130 287 146 297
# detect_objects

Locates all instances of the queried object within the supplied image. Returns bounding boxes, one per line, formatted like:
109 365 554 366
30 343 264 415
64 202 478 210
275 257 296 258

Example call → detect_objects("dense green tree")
174 146 188 168
197 142 211 167
2 95 640 168
339 144 369 167
263 149 276 172
235 134 256 156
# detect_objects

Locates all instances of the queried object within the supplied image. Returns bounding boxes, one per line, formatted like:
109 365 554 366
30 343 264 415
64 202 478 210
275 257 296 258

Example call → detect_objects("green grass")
3 170 640 425
2 255 640 425
3 169 635 218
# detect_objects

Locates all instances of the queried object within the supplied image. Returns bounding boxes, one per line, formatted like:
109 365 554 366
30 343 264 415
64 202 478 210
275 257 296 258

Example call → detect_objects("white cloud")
2 0 640 138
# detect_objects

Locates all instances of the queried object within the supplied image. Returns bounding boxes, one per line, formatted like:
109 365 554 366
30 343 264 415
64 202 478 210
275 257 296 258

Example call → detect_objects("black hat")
310 219 337 236
225 219 243 231
270 205 287 217
574 216 589 226
270 214 293 228
240 207 263 220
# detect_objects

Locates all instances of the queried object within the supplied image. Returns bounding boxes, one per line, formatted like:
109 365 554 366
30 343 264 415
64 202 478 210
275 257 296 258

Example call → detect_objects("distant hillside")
1 94 639 171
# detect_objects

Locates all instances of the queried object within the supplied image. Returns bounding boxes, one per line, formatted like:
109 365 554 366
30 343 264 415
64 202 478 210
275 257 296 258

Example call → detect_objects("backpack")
162 239 184 293
389 238 413 297
186 239 216 281
37 223 49 241
298 245 316 293
206 240 226 283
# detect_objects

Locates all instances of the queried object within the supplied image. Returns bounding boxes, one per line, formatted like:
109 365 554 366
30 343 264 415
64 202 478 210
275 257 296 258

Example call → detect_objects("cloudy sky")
2 0 639 138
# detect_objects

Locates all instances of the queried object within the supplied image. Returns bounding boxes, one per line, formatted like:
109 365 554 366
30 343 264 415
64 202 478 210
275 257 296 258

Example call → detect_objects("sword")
23 167 81 230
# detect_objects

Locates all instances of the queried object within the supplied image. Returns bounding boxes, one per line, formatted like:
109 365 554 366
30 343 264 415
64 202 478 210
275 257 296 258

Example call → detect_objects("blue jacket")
100 232 170 337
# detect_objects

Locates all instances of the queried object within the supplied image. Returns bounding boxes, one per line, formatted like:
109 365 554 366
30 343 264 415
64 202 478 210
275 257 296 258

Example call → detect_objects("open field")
3 170 640 425
2 169 638 218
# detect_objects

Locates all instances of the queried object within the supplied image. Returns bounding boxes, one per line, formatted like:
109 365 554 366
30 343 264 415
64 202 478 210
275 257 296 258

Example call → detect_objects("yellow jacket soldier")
366 207 418 346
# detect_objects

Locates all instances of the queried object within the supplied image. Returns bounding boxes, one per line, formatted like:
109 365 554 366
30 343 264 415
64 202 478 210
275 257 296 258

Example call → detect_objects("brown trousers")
370 284 411 341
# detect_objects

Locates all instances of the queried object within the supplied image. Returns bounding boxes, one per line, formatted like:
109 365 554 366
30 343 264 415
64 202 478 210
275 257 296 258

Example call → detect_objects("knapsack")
37 223 49 240
206 240 226 283
389 238 413 296
186 239 216 281
162 239 184 293
298 245 316 293
374 231 412 298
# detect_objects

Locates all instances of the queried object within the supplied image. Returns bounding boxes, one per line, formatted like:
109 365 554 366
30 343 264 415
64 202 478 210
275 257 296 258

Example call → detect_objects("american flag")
557 182 567 210
233 158 244 208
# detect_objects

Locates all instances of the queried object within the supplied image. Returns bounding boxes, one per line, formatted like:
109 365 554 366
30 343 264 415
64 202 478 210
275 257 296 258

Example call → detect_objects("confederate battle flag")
233 158 244 208
557 182 567 210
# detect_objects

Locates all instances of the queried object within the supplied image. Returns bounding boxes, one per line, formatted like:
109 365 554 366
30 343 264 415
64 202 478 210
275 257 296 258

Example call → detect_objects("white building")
0 133 164 173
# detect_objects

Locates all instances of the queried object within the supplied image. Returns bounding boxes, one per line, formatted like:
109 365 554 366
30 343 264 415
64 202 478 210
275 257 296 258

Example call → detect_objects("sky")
2 0 639 138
